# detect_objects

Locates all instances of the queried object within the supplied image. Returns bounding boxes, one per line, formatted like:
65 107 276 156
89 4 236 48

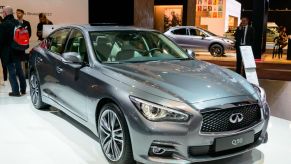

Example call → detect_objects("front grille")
201 104 261 133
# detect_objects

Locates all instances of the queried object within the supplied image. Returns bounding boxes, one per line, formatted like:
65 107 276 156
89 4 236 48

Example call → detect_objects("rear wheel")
210 44 224 57
98 103 134 164
29 72 49 109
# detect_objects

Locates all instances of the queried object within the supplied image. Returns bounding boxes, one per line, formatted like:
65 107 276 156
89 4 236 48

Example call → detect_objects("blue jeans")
6 60 27 94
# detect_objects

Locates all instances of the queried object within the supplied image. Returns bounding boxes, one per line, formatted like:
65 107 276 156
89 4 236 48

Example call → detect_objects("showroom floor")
0 81 291 164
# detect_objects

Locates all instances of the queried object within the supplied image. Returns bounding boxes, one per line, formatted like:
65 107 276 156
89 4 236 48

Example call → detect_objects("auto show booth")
1 0 289 80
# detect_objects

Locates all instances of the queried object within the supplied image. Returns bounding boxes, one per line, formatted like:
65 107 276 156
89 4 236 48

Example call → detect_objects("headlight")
222 39 234 44
252 84 267 104
130 96 189 122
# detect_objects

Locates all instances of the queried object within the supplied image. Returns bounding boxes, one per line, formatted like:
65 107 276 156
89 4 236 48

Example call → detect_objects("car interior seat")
95 37 112 61
115 47 135 61
78 38 88 63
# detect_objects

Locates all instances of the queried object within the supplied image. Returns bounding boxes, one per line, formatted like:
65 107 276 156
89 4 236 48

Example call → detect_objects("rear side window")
171 28 187 35
189 29 204 36
47 29 71 54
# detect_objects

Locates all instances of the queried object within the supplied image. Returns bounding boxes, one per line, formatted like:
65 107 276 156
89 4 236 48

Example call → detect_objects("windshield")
201 29 217 36
89 31 190 63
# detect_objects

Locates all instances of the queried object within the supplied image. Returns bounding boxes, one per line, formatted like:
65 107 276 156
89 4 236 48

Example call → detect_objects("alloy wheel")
30 74 39 105
211 47 222 56
99 109 124 162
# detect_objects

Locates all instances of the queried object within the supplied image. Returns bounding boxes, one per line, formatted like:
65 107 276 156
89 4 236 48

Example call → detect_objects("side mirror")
201 34 206 39
62 52 83 64
186 49 196 59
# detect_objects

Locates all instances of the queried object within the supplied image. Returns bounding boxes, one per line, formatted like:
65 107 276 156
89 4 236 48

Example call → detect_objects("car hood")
216 35 233 40
102 60 255 103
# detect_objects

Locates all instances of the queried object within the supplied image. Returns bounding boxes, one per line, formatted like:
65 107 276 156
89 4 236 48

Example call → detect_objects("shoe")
2 81 7 86
21 91 26 95
9 92 21 97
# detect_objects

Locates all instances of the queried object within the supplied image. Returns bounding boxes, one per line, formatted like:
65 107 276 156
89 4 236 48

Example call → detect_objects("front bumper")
225 43 235 51
125 99 269 164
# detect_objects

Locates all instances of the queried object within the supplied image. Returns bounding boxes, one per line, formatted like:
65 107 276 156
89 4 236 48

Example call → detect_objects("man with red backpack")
0 6 27 97
16 9 32 78
16 9 31 38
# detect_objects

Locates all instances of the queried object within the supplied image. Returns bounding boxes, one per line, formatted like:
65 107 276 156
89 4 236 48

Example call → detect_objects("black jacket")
21 19 32 38
0 14 20 65
234 25 255 48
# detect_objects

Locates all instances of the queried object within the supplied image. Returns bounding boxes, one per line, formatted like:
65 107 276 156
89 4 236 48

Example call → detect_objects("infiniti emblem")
229 113 244 124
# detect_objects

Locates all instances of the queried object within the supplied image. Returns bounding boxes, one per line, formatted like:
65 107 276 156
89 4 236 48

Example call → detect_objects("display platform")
195 50 291 81
0 81 290 164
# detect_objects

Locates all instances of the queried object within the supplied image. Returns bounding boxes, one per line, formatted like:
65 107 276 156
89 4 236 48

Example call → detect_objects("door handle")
36 57 43 63
56 66 63 74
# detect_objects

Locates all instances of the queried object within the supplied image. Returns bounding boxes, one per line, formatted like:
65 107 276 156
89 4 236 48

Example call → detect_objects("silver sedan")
29 25 268 164
165 26 235 57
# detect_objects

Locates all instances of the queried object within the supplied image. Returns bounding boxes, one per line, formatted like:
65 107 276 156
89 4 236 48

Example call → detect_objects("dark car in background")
29 25 269 164
164 26 235 57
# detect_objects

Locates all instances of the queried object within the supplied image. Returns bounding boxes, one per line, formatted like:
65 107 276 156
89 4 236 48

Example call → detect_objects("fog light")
151 146 166 155
149 144 176 158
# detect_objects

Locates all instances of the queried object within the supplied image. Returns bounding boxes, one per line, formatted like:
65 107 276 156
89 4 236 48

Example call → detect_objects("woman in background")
36 13 53 41
0 16 8 85
278 26 288 49
276 26 288 58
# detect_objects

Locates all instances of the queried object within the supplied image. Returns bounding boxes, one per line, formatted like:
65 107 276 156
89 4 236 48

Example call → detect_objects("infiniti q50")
29 25 269 164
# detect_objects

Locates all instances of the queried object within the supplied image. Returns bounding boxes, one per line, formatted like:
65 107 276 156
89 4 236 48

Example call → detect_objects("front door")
38 28 71 100
55 29 91 121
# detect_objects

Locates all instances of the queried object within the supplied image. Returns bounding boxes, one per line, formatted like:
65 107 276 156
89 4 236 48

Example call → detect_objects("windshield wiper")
103 61 123 64
164 58 192 61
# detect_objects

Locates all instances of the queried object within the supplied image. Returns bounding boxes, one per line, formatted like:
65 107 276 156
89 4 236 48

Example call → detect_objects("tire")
209 44 224 57
98 103 134 164
29 72 49 109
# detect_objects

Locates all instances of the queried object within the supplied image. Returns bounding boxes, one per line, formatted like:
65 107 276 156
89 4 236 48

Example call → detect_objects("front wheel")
209 44 224 57
98 103 134 164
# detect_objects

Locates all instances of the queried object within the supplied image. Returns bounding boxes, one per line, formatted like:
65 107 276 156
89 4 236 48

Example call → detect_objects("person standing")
36 13 53 41
0 6 26 96
0 16 8 85
278 26 288 48
16 9 31 37
16 9 32 78
234 16 255 76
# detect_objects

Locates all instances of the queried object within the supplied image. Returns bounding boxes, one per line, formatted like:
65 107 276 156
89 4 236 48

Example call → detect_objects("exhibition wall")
196 0 241 36
89 0 134 26
0 0 88 43
154 5 184 32
225 0 241 32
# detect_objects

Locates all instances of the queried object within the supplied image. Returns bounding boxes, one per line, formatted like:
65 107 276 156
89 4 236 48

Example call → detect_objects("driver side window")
47 29 70 54
65 29 88 63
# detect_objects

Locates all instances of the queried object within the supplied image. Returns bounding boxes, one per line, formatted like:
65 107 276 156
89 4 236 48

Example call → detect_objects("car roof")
63 24 158 32
168 26 203 31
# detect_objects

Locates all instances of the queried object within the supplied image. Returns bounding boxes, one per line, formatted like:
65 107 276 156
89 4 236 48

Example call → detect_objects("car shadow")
36 106 100 143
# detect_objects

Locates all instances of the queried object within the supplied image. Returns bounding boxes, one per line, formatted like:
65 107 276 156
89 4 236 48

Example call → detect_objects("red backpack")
12 23 30 51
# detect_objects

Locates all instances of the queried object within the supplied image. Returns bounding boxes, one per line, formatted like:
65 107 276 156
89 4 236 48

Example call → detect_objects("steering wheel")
148 48 163 54
132 49 148 56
